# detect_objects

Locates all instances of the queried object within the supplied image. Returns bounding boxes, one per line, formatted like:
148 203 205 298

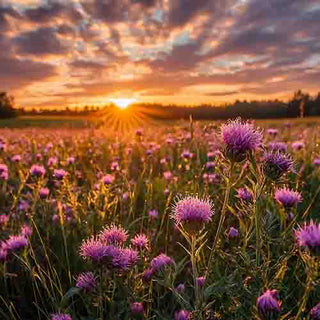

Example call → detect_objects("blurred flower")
51 313 72 320
131 302 144 315
151 253 174 272
3 235 28 252
311 302 320 319
257 289 281 320
76 272 97 292
196 276 205 287
47 157 58 167
67 156 75 165
175 283 185 293
0 214 9 226
21 224 32 237
30 164 46 176
11 154 21 162
101 174 115 185
53 169 67 180
163 171 173 181
174 310 191 320
268 142 287 153
314 158 320 166
39 187 50 199
99 225 128 246
0 248 7 261
292 141 305 151
221 118 262 162
227 226 239 238
263 152 293 180
266 128 278 137
148 209 158 219
236 188 253 202
275 188 302 208
295 221 320 255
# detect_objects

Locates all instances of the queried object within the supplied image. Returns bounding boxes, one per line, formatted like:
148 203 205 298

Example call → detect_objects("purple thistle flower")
101 174 115 185
311 302 320 319
263 152 293 180
47 157 58 167
268 142 287 153
12 154 21 162
275 188 302 208
236 188 253 202
148 209 158 219
30 164 46 177
0 214 9 226
51 313 72 320
196 276 205 287
221 119 262 162
131 302 144 315
291 141 305 151
131 234 149 250
39 187 50 199
295 221 320 255
67 156 75 165
3 235 28 252
175 283 185 293
257 289 281 319
21 224 32 237
142 268 154 282
151 253 174 272
0 164 8 174
314 158 320 166
76 272 97 292
227 226 240 238
266 128 278 137
172 196 213 232
112 248 139 271
0 248 7 261
175 310 191 320
99 225 128 246
79 237 108 263
53 169 67 180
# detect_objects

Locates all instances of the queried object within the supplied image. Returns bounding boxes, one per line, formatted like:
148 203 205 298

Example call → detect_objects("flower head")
101 174 115 185
112 248 139 271
172 196 213 232
175 310 191 320
221 119 262 162
311 302 320 319
39 187 50 199
53 169 67 180
76 272 97 292
131 302 144 315
275 188 302 208
3 235 28 252
51 313 72 320
295 221 320 255
268 142 287 153
257 289 281 319
131 234 149 250
99 225 128 246
79 236 108 263
263 152 293 180
227 226 239 238
151 253 174 272
30 164 46 176
236 188 253 202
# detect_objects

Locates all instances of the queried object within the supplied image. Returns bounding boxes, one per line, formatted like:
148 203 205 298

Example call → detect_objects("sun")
109 98 137 109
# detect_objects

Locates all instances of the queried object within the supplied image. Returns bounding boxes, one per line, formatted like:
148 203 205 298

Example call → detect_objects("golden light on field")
109 98 137 109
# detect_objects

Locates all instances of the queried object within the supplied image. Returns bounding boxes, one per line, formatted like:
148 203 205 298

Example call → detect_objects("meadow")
1 116 320 320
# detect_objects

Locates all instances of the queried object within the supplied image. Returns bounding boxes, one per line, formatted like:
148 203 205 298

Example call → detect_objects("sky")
1 0 320 108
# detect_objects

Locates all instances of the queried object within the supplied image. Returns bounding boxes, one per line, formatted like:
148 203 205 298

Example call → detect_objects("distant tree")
0 92 17 118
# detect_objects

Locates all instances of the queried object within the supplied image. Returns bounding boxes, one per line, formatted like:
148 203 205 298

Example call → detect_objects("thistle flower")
79 237 108 263
221 119 262 162
99 225 128 246
12 154 21 162
53 169 67 180
131 302 144 315
236 188 253 202
295 221 320 255
30 164 46 176
3 235 28 252
39 187 50 199
275 188 302 208
0 248 7 261
266 128 278 137
51 313 72 320
268 142 287 153
175 283 185 293
263 152 293 180
21 224 32 237
67 156 75 165
142 268 154 282
314 158 320 166
131 234 149 250
172 196 213 232
112 248 139 271
148 209 158 219
0 214 9 226
311 302 320 319
47 157 58 167
227 226 239 238
151 253 174 272
196 276 205 287
174 310 191 320
291 141 305 151
257 289 281 320
101 174 115 185
76 272 97 292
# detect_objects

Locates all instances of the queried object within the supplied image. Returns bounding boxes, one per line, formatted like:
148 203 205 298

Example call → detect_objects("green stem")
190 235 201 318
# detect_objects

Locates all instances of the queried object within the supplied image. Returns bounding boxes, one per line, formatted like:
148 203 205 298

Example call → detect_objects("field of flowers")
1 118 320 320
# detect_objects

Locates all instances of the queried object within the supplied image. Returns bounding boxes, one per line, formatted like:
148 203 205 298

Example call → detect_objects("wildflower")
275 188 302 208
268 142 287 153
257 289 281 320
175 283 185 293
30 164 46 176
311 302 320 319
51 313 72 320
163 171 173 181
53 169 67 180
151 253 174 272
39 187 50 199
0 214 9 226
0 248 7 261
47 157 58 167
131 302 144 315
18 200 30 212
148 209 158 219
12 155 21 162
76 272 97 292
196 276 205 287
175 310 191 320
142 268 154 282
227 226 239 238
112 248 139 271
67 156 75 165
172 196 213 232
291 141 305 151
295 221 320 255
236 188 253 202
263 152 293 180
21 224 32 237
79 237 108 263
314 158 320 166
267 128 278 137
131 234 149 250
101 174 115 185
99 225 128 246
3 235 28 252
221 119 262 162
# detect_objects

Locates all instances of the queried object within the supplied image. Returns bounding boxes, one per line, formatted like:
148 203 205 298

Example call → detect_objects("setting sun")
109 98 137 109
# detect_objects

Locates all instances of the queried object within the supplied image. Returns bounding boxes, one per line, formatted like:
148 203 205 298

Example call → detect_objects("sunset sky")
1 0 320 108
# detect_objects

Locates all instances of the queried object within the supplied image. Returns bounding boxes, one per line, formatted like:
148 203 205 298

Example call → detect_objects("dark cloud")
130 0 156 7
0 3 20 31
70 59 108 69
206 91 239 97
14 27 70 55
